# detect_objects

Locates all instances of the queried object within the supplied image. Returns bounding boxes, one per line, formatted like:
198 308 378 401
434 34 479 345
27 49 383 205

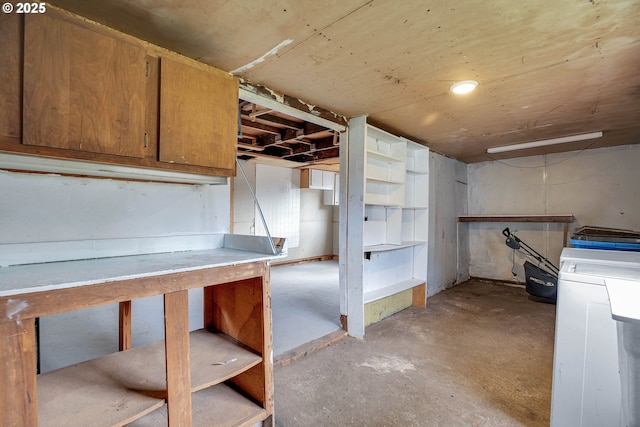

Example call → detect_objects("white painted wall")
233 160 257 235
0 170 230 371
0 169 230 265
233 160 335 261
294 189 334 259
427 152 469 296
255 164 301 248
467 144 640 282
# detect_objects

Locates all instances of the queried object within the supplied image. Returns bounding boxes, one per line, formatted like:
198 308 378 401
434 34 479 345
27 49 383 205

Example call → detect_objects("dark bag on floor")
523 261 557 302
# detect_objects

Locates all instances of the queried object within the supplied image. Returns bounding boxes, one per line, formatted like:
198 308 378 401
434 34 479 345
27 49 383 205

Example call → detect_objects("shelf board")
406 168 428 175
365 175 404 185
189 329 262 392
458 214 574 223
38 329 262 427
364 241 426 252
364 278 424 304
129 383 268 427
366 149 404 164
364 194 404 207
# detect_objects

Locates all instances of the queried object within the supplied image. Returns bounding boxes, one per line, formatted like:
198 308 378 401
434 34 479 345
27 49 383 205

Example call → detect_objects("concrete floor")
270 260 341 355
274 279 556 426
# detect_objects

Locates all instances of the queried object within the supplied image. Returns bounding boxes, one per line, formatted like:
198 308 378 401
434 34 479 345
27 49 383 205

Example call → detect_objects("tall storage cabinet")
342 116 429 338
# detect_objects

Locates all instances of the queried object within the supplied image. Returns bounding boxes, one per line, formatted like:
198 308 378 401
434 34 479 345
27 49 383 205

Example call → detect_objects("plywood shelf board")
364 278 424 304
366 149 405 164
365 176 405 185
38 330 261 427
128 383 267 427
458 214 574 223
367 126 404 143
406 168 429 175
364 241 426 252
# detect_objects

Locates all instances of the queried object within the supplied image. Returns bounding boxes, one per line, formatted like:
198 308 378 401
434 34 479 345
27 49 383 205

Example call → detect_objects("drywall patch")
358 355 416 374
230 39 294 74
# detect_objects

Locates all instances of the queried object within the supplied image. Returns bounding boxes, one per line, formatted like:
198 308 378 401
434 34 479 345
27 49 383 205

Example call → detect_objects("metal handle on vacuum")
503 227 521 242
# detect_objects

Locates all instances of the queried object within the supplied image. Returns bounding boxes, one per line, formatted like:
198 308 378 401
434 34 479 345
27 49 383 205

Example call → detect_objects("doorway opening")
233 90 346 357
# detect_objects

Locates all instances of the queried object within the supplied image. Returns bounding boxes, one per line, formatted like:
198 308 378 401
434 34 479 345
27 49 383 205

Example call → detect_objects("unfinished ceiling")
236 99 340 169
49 0 640 164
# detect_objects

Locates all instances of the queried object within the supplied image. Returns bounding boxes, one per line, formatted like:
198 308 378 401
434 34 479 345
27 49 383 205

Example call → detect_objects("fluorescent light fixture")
486 131 603 154
450 80 478 94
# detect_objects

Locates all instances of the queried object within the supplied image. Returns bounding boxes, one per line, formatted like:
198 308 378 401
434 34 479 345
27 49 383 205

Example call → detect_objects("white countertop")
0 247 281 297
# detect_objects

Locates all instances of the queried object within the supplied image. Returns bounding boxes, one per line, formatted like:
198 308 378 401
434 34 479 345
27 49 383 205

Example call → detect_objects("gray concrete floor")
274 279 556 426
271 260 341 355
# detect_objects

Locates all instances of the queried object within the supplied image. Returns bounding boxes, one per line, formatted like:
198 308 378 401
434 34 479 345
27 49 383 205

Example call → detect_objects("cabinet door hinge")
144 132 148 148
145 61 150 77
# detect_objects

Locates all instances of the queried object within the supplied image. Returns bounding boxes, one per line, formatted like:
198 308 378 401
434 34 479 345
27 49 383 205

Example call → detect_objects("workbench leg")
119 300 132 351
164 290 192 426
0 319 37 427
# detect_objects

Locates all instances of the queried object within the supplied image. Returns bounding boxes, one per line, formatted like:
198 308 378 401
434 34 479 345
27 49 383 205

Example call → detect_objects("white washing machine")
551 248 640 427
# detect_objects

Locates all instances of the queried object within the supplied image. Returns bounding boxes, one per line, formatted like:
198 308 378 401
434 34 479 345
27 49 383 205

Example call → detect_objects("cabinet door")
159 57 238 173
23 13 146 158
0 13 21 142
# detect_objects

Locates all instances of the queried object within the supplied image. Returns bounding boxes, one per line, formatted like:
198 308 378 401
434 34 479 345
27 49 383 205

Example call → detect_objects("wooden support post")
340 314 348 331
119 300 132 351
0 319 37 427
164 290 192 426
204 273 273 413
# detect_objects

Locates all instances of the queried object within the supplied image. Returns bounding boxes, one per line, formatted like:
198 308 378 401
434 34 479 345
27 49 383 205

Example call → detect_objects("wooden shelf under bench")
38 330 262 427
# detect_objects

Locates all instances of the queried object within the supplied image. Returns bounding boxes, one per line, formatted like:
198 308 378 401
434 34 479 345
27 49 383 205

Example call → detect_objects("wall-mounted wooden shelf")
458 214 574 245
458 214 574 223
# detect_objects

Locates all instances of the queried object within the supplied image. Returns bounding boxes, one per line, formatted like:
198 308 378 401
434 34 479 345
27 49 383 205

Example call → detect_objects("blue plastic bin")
569 238 640 252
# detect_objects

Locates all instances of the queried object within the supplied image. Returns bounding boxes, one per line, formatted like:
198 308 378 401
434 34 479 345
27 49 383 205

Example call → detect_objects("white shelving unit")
364 127 406 206
343 115 430 338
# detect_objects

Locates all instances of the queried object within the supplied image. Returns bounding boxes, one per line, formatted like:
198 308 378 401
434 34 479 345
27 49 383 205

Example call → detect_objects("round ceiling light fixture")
450 80 478 95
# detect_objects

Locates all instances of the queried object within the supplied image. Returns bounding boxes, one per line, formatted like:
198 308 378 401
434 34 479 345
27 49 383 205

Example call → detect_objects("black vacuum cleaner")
502 227 559 304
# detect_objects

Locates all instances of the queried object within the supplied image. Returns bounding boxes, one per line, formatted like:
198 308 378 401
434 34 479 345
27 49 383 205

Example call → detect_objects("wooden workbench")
0 248 277 426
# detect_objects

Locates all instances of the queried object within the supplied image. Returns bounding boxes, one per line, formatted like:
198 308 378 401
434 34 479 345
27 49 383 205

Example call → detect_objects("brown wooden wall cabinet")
0 7 238 178
159 58 238 170
0 14 22 143
23 13 147 159
0 257 274 427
